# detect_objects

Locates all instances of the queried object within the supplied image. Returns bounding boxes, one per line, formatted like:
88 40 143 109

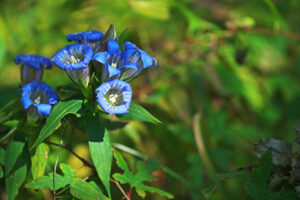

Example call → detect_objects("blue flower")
66 30 103 51
123 41 157 70
93 39 138 82
14 55 52 85
20 81 59 118
51 44 94 87
95 79 132 115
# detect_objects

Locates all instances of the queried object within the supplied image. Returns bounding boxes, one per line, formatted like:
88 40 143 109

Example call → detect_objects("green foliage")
118 103 162 124
26 163 76 190
1 0 300 199
31 143 49 179
70 178 110 200
5 134 30 200
87 114 112 197
113 151 173 198
31 99 83 148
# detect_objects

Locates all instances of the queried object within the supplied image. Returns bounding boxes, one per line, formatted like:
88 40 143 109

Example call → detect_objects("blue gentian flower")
93 39 138 82
66 30 103 51
123 41 157 73
95 79 132 115
20 81 59 118
14 55 52 85
51 44 94 87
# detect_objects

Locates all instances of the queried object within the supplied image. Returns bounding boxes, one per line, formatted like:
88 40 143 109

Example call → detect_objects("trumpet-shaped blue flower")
51 44 94 87
20 81 59 118
123 41 157 73
95 79 132 115
93 39 138 82
66 30 104 51
14 55 52 85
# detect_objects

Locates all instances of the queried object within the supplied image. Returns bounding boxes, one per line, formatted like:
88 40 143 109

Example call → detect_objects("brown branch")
110 178 130 200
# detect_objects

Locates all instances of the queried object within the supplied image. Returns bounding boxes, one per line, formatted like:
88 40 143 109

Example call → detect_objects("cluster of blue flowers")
15 26 157 118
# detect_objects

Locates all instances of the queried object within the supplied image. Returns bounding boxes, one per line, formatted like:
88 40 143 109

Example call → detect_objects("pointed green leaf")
70 178 110 200
118 103 162 124
113 152 173 199
26 163 76 190
31 100 83 148
5 134 30 200
87 114 112 197
31 143 49 179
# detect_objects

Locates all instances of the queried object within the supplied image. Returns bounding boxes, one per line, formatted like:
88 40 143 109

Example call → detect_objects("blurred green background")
1 0 300 199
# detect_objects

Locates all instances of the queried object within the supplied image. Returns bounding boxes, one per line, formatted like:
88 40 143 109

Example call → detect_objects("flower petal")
95 79 132 115
15 55 52 70
120 63 138 81
123 41 136 51
107 64 121 78
21 95 33 109
93 52 108 64
35 104 52 117
20 81 59 118
66 30 103 42
107 39 121 55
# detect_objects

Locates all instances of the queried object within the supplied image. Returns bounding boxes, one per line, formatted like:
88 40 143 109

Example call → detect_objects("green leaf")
31 143 49 179
0 147 5 165
26 163 76 190
70 178 110 200
5 134 30 200
113 151 173 199
87 114 112 197
0 125 19 143
118 103 162 124
31 100 83 149
245 152 298 200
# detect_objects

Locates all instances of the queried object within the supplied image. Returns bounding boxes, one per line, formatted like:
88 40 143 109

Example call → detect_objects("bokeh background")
1 0 300 199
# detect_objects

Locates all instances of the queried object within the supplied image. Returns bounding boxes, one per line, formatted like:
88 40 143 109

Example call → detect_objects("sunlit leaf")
70 178 110 200
31 99 83 149
26 163 76 190
87 114 112 198
31 143 49 179
118 103 162 124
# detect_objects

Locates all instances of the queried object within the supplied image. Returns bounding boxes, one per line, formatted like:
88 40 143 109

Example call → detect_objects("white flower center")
34 96 41 104
66 55 81 64
108 94 118 104
111 62 117 68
